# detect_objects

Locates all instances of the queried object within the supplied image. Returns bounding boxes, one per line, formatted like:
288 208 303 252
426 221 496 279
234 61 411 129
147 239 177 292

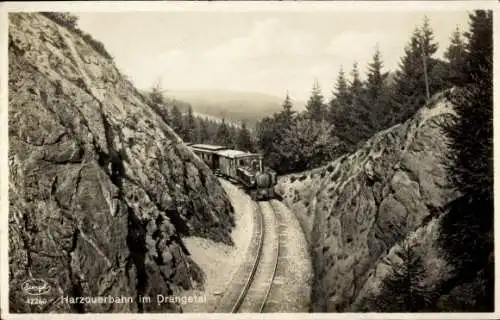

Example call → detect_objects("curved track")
215 199 286 313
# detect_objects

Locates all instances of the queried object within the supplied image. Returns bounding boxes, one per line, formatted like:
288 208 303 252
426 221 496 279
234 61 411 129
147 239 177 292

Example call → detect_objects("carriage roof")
188 143 262 159
215 149 262 159
189 144 228 152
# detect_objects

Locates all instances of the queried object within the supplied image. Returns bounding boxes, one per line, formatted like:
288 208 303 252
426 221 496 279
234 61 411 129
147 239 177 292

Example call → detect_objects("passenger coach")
187 143 276 200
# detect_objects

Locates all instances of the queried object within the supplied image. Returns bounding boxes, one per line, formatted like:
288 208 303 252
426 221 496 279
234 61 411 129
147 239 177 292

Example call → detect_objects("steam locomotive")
187 143 277 200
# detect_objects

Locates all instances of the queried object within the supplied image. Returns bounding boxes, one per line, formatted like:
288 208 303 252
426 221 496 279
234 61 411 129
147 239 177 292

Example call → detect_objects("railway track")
215 200 285 313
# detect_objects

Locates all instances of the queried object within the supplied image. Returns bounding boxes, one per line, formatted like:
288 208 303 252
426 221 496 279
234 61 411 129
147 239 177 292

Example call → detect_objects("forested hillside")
254 16 469 175
277 10 493 312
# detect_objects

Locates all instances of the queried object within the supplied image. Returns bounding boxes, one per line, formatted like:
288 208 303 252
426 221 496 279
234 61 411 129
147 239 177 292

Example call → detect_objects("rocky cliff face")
8 13 234 313
276 92 461 311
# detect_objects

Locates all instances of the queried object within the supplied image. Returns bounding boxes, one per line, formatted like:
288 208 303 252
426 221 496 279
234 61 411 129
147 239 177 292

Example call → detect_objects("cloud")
203 18 319 61
126 17 329 94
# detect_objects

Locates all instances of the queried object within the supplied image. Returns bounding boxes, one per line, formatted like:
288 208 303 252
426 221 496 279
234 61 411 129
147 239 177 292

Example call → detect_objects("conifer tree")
229 125 239 149
305 80 327 122
393 16 439 123
171 104 184 138
148 80 170 124
277 92 296 129
328 66 350 124
334 66 350 102
199 118 209 143
446 9 493 201
365 46 393 130
215 118 232 147
440 10 493 312
444 26 467 86
236 121 254 152
256 116 281 171
185 106 197 143
361 242 434 312
366 45 384 101
349 61 363 103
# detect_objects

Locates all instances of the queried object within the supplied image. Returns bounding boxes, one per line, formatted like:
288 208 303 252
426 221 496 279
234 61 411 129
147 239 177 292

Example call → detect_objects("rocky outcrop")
9 13 234 313
276 92 461 311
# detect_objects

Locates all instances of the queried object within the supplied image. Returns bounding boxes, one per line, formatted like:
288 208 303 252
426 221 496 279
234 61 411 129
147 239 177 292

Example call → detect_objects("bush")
40 12 78 29
40 12 113 60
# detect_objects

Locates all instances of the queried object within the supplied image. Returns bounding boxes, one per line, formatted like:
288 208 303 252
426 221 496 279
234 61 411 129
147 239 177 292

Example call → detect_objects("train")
187 143 277 200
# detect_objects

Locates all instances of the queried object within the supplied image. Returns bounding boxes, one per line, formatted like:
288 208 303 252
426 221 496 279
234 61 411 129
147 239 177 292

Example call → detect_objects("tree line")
357 10 493 312
145 83 255 153
255 15 470 174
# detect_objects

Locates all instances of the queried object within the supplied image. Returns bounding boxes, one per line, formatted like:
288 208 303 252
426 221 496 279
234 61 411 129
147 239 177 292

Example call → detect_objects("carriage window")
239 159 244 166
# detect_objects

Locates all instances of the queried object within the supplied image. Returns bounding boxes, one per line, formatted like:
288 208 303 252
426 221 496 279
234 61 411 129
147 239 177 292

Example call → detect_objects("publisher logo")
22 278 51 296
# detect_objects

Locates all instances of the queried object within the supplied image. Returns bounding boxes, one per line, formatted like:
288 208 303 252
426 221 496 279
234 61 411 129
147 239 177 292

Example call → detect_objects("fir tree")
333 62 372 149
365 46 393 130
446 10 493 200
334 66 350 102
236 121 254 152
328 66 350 124
171 104 184 138
148 80 170 124
199 118 209 143
305 80 327 122
440 10 493 312
393 16 439 123
215 118 232 147
277 92 296 129
228 125 238 149
444 26 467 85
362 242 433 312
256 116 281 171
349 61 363 102
184 106 196 143
366 45 384 100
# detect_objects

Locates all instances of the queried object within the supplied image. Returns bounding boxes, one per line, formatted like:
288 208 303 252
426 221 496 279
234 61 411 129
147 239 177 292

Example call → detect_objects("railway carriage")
188 143 276 200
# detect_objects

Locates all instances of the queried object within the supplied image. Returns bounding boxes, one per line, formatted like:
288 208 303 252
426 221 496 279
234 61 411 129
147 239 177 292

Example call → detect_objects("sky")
76 10 471 101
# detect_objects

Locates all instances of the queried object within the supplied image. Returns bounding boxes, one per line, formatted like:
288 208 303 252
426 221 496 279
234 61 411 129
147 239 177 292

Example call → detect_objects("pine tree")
215 118 232 147
256 116 281 171
440 10 493 311
199 118 209 143
447 10 493 200
148 80 170 124
305 80 327 122
349 61 363 102
328 66 350 124
192 118 202 144
228 125 238 149
334 66 350 101
444 26 467 85
171 105 184 138
363 242 433 312
236 121 254 152
184 106 196 143
366 45 384 100
277 92 296 129
365 46 394 131
393 16 439 123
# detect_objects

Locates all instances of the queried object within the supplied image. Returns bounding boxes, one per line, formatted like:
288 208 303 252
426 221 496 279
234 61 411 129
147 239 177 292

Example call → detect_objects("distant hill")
140 90 241 128
164 89 305 128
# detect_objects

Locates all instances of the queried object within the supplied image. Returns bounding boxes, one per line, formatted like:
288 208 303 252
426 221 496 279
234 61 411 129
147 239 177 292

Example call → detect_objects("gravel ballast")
180 179 255 312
